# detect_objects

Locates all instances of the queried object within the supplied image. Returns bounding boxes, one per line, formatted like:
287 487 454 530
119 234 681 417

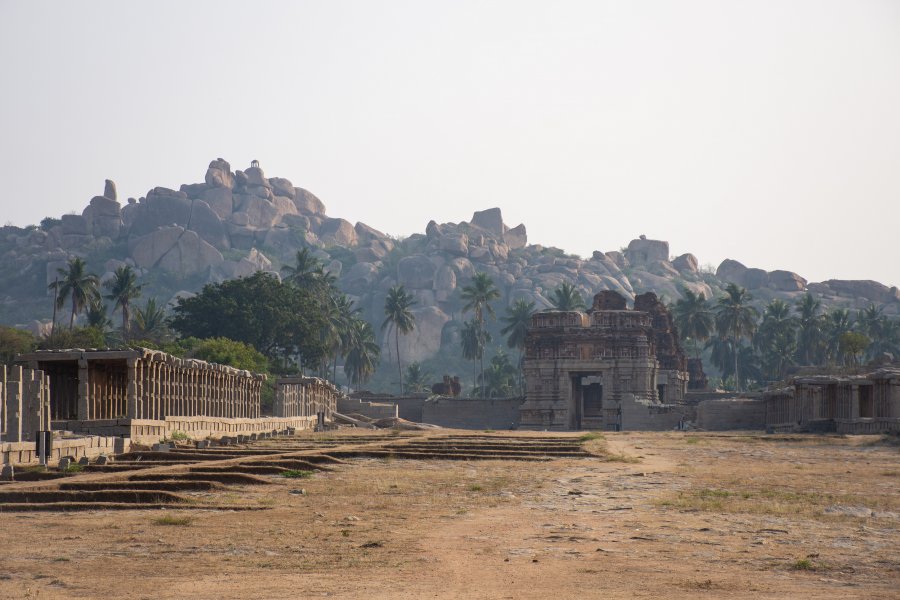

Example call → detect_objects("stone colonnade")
273 376 340 420
127 351 264 421
1 365 51 442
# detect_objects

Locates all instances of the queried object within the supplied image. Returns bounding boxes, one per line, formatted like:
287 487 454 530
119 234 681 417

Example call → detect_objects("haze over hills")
0 158 897 367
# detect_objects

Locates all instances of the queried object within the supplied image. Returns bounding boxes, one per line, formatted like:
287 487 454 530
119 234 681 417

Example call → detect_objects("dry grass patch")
152 515 193 526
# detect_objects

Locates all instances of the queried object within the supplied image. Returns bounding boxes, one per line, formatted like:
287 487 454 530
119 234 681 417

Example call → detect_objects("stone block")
0 465 13 481
78 456 90 466
57 456 73 470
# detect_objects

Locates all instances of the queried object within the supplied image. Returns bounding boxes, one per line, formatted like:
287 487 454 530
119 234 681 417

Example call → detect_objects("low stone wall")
696 398 767 431
337 397 398 421
835 418 900 435
352 394 429 422
53 415 320 445
620 395 688 431
1 435 129 466
421 397 522 430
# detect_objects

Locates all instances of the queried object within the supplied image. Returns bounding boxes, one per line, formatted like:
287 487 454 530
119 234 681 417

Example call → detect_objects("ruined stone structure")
273 376 339 420
520 291 690 431
16 348 265 424
1 365 51 443
763 368 900 434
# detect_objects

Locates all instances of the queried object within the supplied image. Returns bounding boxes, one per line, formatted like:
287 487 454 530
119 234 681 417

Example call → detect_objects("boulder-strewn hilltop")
1 158 897 361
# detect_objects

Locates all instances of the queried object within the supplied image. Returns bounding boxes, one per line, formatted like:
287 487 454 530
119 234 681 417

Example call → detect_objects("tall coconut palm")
500 299 535 393
460 319 484 392
49 257 100 329
714 284 759 392
672 289 713 358
382 285 417 395
330 294 359 383
795 293 825 365
460 272 501 398
281 248 323 289
824 308 853 365
343 318 380 389
85 295 113 333
548 282 586 311
754 299 797 380
103 265 143 338
476 352 519 398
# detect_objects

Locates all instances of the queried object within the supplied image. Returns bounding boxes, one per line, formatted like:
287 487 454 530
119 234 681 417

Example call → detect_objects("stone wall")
421 397 523 430
1 434 129 467
696 398 767 431
336 397 398 421
619 395 688 431
1 365 51 443
273 376 340 420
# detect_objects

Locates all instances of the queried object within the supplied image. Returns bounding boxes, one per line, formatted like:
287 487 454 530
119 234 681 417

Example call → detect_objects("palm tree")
382 285 417 395
103 265 143 338
795 293 824 365
330 294 359 383
476 352 519 398
714 284 759 392
824 308 853 365
343 318 380 389
754 299 797 381
500 299 535 393
460 319 484 392
85 296 113 333
672 289 713 358
405 362 432 393
281 248 323 289
130 298 172 344
49 257 100 329
548 282 586 311
460 272 501 398
856 304 900 361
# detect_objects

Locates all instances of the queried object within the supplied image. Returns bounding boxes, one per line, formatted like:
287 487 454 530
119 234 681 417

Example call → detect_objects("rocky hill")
1 158 898 365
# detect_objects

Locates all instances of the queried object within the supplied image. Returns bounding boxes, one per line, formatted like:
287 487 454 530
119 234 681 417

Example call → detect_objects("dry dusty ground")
0 430 897 599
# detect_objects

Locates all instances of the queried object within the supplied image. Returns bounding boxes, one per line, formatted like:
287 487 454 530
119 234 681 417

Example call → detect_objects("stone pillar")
5 366 23 442
126 358 138 419
850 385 860 420
77 358 89 422
1 365 6 437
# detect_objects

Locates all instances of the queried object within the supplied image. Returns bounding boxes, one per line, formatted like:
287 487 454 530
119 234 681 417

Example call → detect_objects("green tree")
672 289 713 358
856 304 900 361
48 257 100 330
476 351 519 398
500 299 535 394
39 326 106 351
170 272 327 371
343 318 380 388
405 362 432 393
131 297 173 346
839 332 869 366
460 272 501 398
0 325 36 365
382 285 417 395
754 300 797 381
548 282 586 311
795 293 825 365
714 284 759 392
85 295 113 334
177 337 269 372
103 265 143 337
460 319 485 391
823 308 853 365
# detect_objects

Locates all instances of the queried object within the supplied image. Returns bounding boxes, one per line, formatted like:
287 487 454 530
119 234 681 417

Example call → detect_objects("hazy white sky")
1 1 898 285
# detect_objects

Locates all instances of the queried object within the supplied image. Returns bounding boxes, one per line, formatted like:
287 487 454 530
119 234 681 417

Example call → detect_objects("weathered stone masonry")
273 376 339 420
520 291 690 431
16 348 264 424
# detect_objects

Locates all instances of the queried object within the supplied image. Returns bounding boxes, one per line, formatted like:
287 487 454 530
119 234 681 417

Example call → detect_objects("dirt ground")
0 430 897 599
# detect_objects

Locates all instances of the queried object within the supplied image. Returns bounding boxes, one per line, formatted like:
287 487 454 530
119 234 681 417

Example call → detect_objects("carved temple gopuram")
519 291 692 431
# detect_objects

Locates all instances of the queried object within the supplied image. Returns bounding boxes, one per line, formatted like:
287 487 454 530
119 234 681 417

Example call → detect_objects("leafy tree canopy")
169 272 327 370
0 325 36 365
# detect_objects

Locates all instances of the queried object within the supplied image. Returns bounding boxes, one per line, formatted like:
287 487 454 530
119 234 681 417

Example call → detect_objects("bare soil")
0 430 897 599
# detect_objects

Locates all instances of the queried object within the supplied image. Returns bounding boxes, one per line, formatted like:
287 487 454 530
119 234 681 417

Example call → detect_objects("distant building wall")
421 397 523 430
696 398 767 430
337 397 398 420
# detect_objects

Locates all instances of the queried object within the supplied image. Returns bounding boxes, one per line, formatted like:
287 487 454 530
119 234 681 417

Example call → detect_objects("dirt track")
0 430 897 599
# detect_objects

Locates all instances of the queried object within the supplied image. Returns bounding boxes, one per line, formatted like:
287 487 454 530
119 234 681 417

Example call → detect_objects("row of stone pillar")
1 365 50 443
273 377 339 419
126 355 263 421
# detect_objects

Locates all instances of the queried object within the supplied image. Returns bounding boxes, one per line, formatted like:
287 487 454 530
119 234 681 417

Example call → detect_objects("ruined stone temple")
763 368 900 434
519 291 691 431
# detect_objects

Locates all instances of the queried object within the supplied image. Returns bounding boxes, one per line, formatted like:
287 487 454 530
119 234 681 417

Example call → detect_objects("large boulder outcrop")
769 270 807 292
625 236 669 265
205 159 234 189
470 208 504 236
822 280 900 304
293 188 326 215
390 306 450 363
397 254 436 289
716 259 748 286
505 223 527 249
672 253 698 274
318 218 358 247
129 188 192 237
156 230 224 277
